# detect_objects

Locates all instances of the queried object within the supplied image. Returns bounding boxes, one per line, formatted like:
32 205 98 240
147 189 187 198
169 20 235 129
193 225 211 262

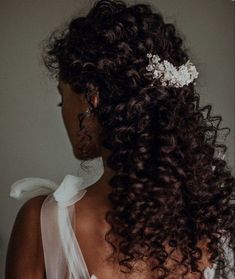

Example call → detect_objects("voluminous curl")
42 0 235 278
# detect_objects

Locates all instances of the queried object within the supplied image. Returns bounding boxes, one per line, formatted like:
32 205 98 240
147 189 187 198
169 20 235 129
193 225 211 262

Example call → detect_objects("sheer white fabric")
10 174 98 279
10 174 234 279
10 177 58 200
40 186 95 279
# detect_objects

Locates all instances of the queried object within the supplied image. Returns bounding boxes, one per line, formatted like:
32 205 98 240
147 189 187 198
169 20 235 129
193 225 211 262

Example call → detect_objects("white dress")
9 174 234 279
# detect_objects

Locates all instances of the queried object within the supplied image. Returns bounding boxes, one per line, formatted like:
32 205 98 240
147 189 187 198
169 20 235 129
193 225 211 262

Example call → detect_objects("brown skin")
57 81 102 160
5 196 47 279
57 80 115 203
5 82 213 278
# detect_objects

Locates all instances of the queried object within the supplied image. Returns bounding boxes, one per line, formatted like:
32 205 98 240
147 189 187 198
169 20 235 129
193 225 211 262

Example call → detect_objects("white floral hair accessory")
146 53 199 88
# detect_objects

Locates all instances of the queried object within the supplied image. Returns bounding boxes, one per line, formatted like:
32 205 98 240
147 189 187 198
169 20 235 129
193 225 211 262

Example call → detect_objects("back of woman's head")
42 0 235 278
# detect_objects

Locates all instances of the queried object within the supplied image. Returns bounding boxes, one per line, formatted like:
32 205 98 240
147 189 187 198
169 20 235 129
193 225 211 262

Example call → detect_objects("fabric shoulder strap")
40 193 68 278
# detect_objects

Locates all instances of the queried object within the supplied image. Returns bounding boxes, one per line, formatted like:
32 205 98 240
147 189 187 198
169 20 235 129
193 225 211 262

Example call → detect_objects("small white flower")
146 64 154 71
152 55 160 63
153 69 161 79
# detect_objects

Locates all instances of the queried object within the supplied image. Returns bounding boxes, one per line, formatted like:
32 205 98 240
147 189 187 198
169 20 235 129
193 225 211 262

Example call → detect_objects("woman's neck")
85 147 115 207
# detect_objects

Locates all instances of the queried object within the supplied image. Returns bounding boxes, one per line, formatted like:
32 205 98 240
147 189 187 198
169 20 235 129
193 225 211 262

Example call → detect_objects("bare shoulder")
5 195 48 279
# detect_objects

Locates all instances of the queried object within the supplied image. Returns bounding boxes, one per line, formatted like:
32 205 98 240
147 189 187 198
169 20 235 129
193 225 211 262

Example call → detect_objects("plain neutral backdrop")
0 0 234 276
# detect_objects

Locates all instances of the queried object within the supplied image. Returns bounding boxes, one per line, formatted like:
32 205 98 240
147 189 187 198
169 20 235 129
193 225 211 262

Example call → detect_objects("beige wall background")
0 0 234 276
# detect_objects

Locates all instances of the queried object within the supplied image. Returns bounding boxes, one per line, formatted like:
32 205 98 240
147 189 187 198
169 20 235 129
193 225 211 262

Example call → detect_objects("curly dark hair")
41 0 235 278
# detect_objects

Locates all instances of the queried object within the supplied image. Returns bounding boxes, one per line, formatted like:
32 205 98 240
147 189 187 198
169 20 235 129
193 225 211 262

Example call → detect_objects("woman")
5 0 234 278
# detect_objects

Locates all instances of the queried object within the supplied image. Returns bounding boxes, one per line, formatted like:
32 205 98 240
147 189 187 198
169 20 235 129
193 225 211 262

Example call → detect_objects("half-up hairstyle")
42 0 235 278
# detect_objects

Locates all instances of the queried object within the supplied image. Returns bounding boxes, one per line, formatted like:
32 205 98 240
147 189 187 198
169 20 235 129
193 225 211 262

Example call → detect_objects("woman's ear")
90 89 100 108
